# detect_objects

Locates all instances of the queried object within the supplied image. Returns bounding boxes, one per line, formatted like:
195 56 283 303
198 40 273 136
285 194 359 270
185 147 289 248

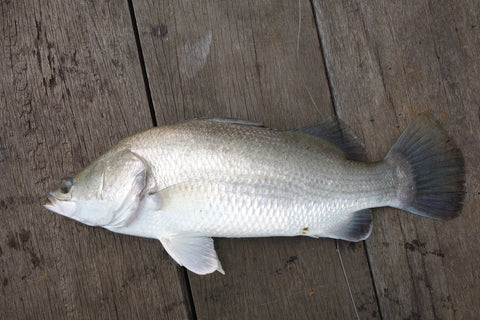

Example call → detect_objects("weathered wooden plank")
133 0 379 319
312 0 480 318
0 0 191 318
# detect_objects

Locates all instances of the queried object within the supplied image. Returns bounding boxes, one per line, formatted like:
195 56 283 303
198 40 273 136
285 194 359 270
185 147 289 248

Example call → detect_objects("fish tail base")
386 113 465 220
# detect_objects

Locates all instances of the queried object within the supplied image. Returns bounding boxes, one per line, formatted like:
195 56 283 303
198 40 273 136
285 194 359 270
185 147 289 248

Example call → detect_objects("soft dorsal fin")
160 234 225 275
296 117 367 161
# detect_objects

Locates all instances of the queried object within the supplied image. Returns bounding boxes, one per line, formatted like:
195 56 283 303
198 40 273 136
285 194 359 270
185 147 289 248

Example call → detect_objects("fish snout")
43 194 75 218
44 196 54 207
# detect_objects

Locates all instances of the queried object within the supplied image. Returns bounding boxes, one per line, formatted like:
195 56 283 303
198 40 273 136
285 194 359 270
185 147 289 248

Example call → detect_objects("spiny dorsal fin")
296 117 367 161
206 118 266 128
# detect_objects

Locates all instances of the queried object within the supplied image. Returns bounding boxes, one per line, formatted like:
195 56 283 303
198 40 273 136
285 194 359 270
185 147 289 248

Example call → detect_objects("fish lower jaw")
43 196 66 216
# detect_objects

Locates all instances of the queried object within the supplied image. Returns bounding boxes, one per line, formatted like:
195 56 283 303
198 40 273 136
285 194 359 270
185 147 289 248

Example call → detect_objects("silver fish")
44 114 465 275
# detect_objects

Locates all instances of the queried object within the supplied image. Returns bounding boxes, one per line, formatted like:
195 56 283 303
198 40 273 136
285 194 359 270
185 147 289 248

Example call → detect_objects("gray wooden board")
2 0 477 319
312 0 480 319
0 0 191 319
133 0 379 319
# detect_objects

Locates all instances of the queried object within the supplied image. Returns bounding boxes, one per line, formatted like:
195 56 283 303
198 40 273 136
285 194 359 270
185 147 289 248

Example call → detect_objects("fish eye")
60 176 73 194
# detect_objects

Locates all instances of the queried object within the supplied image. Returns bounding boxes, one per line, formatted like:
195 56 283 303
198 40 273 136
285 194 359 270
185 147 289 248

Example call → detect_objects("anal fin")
328 209 372 242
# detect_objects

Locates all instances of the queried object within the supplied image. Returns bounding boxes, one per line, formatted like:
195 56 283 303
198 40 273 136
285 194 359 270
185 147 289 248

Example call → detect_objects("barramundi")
44 114 465 275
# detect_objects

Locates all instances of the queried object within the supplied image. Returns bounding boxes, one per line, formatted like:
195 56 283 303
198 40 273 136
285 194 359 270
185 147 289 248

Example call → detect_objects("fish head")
44 150 148 228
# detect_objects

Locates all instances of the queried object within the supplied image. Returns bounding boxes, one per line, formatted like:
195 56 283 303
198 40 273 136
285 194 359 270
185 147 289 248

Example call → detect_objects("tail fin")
386 113 465 220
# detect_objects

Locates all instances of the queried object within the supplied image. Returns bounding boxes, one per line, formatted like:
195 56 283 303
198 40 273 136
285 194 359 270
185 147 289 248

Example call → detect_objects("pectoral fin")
160 234 225 275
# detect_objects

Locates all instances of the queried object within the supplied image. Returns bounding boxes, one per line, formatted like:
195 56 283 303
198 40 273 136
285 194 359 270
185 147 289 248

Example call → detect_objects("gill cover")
96 150 148 228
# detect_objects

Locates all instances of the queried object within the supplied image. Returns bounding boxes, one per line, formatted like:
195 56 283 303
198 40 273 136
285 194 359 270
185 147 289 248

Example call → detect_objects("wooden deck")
1 1 479 319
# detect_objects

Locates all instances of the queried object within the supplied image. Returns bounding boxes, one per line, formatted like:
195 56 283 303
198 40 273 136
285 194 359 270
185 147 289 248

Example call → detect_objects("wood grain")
312 0 480 318
3 0 478 319
0 0 191 318
132 0 380 319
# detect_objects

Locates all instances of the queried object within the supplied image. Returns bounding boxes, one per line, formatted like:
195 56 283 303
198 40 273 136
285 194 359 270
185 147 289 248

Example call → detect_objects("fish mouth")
43 194 76 218
43 194 61 214
44 196 54 207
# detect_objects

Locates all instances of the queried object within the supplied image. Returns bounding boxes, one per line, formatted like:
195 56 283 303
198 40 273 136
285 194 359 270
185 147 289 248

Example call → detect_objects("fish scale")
120 121 397 238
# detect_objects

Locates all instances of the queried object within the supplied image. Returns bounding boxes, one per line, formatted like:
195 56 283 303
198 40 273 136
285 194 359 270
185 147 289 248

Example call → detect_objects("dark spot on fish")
7 235 19 250
152 24 168 39
0 246 3 256
2 278 7 286
21 275 27 280
308 290 315 296
303 227 309 231
0 200 6 209
19 229 31 244
371 311 377 318
302 232 306 234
